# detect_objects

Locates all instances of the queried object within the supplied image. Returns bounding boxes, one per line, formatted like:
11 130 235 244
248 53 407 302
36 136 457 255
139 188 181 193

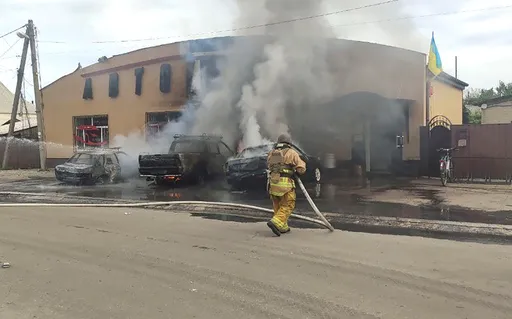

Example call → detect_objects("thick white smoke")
113 0 424 163
191 0 342 150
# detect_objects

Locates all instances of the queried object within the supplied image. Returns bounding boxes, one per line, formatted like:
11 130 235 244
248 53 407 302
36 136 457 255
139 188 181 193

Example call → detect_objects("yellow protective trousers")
270 190 296 232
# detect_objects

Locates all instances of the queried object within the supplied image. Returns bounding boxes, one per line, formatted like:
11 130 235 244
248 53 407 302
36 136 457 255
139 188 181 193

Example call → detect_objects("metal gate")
452 124 512 182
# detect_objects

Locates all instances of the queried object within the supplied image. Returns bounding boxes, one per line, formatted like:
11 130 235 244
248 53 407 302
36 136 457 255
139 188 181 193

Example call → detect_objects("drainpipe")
364 120 371 175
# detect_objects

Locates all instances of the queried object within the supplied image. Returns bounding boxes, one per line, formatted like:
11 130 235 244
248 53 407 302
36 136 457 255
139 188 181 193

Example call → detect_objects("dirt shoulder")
1 207 511 319
0 169 54 181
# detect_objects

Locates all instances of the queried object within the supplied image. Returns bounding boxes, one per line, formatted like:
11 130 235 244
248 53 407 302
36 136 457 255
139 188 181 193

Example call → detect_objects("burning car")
55 148 134 185
225 143 322 190
138 134 235 185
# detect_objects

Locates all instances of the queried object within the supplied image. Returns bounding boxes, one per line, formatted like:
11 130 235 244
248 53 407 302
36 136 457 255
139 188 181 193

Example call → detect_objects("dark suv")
138 134 235 185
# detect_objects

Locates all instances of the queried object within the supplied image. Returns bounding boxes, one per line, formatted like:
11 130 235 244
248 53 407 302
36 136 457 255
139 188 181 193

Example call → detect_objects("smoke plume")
113 0 424 163
190 0 343 151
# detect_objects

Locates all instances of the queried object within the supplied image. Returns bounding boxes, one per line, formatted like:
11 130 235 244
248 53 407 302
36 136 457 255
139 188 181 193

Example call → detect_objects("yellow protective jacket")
267 144 306 196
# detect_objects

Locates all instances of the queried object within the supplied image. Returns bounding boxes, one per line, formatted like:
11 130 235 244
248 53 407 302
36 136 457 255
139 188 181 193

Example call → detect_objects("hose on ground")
0 192 333 230
295 176 335 231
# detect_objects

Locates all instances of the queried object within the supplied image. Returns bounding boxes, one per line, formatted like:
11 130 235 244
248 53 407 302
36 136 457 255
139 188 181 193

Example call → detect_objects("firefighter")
266 133 306 236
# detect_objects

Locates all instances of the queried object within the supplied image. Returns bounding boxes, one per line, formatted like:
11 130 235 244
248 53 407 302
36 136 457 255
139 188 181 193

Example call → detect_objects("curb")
158 203 512 242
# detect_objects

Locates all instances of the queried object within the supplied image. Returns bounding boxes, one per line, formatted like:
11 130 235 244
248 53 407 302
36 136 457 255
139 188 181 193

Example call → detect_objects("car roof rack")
173 133 223 140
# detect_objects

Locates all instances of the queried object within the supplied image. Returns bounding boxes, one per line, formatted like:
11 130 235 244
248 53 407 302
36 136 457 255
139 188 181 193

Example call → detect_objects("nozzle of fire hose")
294 175 334 232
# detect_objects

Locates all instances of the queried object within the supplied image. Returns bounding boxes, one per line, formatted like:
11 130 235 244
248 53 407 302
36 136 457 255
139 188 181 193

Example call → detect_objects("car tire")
197 170 207 185
314 167 321 183
98 175 109 185
153 178 164 186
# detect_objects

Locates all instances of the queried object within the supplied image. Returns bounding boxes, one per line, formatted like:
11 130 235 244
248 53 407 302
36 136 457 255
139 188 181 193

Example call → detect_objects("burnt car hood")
55 163 94 173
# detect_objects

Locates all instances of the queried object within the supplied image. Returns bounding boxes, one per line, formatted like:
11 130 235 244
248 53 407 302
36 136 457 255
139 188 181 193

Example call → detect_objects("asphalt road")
1 207 511 319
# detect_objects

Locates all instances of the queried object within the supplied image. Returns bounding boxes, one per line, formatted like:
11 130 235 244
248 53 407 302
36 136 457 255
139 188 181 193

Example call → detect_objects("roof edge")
480 95 512 107
428 69 469 90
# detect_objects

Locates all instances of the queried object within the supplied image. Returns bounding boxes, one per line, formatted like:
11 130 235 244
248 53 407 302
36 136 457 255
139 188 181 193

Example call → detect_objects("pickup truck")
138 134 235 185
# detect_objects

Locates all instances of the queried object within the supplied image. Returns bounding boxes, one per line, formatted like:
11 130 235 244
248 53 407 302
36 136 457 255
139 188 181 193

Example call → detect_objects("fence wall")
451 124 512 181
0 138 40 169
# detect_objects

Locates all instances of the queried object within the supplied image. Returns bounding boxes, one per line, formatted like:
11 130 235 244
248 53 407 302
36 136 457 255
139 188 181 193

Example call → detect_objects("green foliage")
463 81 512 124
468 109 481 124
463 81 512 106
462 107 482 124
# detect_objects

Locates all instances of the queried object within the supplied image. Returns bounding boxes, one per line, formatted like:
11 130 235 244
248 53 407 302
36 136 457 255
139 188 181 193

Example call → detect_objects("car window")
219 142 233 157
106 155 118 165
207 142 219 154
170 141 205 153
68 153 93 164
236 145 271 158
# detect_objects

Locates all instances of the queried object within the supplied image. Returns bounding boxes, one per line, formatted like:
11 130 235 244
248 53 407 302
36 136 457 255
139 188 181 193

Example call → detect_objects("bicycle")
437 147 457 186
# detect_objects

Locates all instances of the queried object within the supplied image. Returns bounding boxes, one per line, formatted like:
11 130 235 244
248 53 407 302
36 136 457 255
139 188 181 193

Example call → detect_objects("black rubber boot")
267 221 281 237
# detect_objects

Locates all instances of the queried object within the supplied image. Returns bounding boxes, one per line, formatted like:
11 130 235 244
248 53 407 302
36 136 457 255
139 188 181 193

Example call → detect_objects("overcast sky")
1 0 511 102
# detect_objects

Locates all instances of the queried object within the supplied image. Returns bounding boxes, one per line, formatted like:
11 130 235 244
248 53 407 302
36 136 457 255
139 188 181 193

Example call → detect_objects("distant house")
0 81 38 138
480 95 512 124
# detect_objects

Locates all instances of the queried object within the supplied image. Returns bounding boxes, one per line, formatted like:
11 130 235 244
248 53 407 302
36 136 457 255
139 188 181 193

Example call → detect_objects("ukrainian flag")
427 32 443 76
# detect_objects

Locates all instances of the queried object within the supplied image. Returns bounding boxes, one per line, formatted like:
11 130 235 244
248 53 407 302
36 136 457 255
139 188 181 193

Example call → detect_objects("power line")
0 38 21 59
24 77 33 87
38 0 398 44
331 3 512 28
0 25 27 40
35 2 512 46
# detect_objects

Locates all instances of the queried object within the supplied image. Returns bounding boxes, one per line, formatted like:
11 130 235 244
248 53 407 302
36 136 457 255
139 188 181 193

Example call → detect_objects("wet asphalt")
1 176 511 227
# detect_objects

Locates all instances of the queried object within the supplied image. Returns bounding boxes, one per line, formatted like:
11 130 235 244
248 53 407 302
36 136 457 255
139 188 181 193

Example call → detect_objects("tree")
463 80 512 124
468 109 482 124
496 80 512 97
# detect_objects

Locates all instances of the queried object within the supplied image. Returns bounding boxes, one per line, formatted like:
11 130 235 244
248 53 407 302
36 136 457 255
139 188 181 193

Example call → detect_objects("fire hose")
295 176 334 231
0 194 334 231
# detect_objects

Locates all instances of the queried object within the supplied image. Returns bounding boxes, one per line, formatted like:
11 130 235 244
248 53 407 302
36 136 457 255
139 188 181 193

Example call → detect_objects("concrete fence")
0 137 40 169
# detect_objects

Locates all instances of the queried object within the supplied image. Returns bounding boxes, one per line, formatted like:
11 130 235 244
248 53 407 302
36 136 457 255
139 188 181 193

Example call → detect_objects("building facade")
42 36 467 175
480 96 512 124
428 71 468 125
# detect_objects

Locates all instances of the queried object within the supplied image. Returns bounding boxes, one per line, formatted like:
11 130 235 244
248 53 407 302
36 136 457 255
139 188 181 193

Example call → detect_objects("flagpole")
455 56 458 79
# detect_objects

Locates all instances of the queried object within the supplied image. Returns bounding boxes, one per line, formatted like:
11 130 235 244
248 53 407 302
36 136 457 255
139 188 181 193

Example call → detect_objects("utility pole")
27 19 47 170
1 29 30 169
455 56 458 79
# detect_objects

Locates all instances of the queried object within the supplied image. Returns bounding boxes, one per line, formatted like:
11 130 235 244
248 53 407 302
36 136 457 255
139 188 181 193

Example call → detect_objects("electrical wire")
331 3 512 28
0 38 21 59
35 3 512 46
0 25 26 40
38 0 398 44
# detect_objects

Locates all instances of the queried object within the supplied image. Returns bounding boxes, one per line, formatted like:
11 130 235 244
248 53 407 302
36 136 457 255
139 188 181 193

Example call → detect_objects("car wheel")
98 175 109 185
314 168 321 183
197 170 207 185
